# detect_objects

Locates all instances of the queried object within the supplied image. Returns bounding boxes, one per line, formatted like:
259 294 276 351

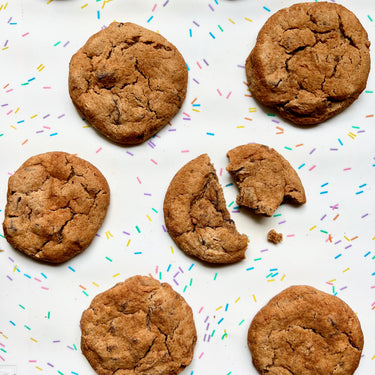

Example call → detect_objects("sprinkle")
68 266 75 272
105 257 112 262
309 165 316 171
209 32 215 39
150 159 158 165
252 294 257 302
206 132 215 136
263 6 271 12
97 10 100 19
96 147 102 153
245 17 252 22
147 15 153 23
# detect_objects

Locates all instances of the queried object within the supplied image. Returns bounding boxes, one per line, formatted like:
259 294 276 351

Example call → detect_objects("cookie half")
226 144 306 216
248 285 364 375
69 22 188 145
246 2 370 125
80 275 197 375
163 154 248 264
3 152 110 263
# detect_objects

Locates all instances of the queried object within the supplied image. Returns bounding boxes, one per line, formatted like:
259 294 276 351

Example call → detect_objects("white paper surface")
1 0 375 374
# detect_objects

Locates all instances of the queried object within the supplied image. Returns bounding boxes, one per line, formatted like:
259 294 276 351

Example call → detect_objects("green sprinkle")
183 285 187 293
218 24 223 32
221 332 227 339
226 372 232 375
320 230 328 234
21 82 29 86
214 272 218 280
159 271 162 280
352 126 360 129
365 90 373 93
189 278 193 286
273 213 282 217
368 15 373 22
0 134 3 137
239 319 245 326
73 343 77 351
254 257 262 261
0 234 4 237
83 291 89 297
284 146 292 151
54 41 61 46
24 325 31 330
135 225 141 233
19 304 25 310
58 371 64 375
211 329 215 337
152 208 158 213
267 113 276 117
266 272 273 278
105 256 113 262
48 311 50 319
0 348 6 353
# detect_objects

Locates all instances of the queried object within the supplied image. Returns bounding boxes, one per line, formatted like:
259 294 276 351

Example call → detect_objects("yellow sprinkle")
372 236 375 240
344 236 350 242
343 268 350 273
2 46 8 51
13 265 17 272
228 18 235 24
0 5 3 11
236 126 245 128
281 274 286 281
105 231 113 239
170 246 174 254
348 132 356 139
249 107 257 113
46 0 53 4
36 366 42 371
113 273 120 278
328 279 336 283
267 279 275 282
30 337 38 343
92 282 99 287
235 297 240 303
10 125 16 130
146 214 152 222
252 294 256 302
372 354 375 360
81 3 88 9
126 239 131 247
216 306 223 311
30 114 37 119
245 17 253 22
309 225 316 231
83 124 92 128
192 108 200 113
15 107 20 113
4 2 8 10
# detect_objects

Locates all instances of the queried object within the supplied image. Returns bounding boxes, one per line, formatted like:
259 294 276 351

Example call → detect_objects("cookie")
163 154 248 264
267 229 282 244
80 275 197 375
246 2 371 125
3 152 110 263
248 285 364 375
226 144 306 216
69 22 188 145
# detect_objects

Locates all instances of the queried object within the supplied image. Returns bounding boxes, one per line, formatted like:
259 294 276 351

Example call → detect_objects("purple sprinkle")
206 323 210 330
193 21 200 27
47 363 54 367
209 4 214 11
334 240 342 245
63 41 70 47
36 130 44 134
344 245 352 250
1 103 8 107
231 210 240 213
162 225 167 232
361 213 369 218
204 316 209 323
4 40 8 47
7 275 13 281
309 148 316 154
43 114 50 119
173 279 179 286
193 78 200 84
272 119 280 124
163 0 169 6
261 248 269 252
183 117 191 121
330 148 338 151
208 334 211 342
8 17 12 23
278 220 286 225
357 130 365 133
67 345 74 350
122 231 130 235
8 257 14 262
173 272 180 278
320 214 327 221
203 334 207 342
340 286 348 291
53 340 61 343
57 113 65 119
95 234 101 237
237 64 245 68
144 193 152 196
126 151 134 156
168 128 176 131
179 266 184 273
203 59 209 66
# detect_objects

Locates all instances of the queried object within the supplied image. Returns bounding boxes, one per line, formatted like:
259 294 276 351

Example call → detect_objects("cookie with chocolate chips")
3 152 110 263
246 2 370 125
69 22 188 144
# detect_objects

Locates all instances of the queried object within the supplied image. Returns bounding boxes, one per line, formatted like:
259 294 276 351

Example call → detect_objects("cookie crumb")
267 229 282 244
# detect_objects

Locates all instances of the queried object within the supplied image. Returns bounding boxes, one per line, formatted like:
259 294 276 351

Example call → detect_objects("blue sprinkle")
246 267 254 271
41 272 47 279
192 104 201 107
270 268 278 272
218 318 224 324
338 138 343 146
206 132 215 136
134 252 142 255
186 63 190 71
263 6 271 12
147 15 153 23
298 163 305 169
225 183 233 187
50 132 58 136
189 28 192 37
372 272 375 276
28 77 36 82
97 10 100 19
10 321 16 326
17 120 25 124
359 183 367 188
320 191 328 194
68 266 75 272
24 273 31 279
225 303 229 311
188 263 194 271
167 264 171 272
209 32 216 39
364 251 371 257
214 0 219 4
334 254 342 259
321 182 329 187
356 191 364 195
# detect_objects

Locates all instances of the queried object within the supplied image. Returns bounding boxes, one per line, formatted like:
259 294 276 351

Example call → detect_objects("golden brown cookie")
163 154 248 264
3 152 110 263
226 144 306 216
248 285 364 375
80 275 197 375
267 229 283 244
69 22 188 145
246 2 371 125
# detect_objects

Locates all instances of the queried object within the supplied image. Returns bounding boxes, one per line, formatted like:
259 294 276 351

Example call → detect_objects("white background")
0 0 374 374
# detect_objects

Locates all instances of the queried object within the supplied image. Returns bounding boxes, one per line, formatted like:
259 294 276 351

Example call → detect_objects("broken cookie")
248 285 364 375
163 154 249 264
226 143 306 216
246 2 371 125
3 152 110 263
80 275 197 375
267 229 283 244
69 22 188 145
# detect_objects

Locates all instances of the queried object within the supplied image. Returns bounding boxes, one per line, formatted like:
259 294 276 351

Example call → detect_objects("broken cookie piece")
226 143 306 216
80 275 197 375
3 152 110 263
267 229 283 244
163 154 249 264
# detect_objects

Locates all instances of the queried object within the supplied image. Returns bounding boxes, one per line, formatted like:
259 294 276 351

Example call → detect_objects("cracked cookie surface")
226 144 306 216
248 285 364 375
80 275 197 375
3 152 110 263
246 2 370 125
69 22 188 145
163 154 248 264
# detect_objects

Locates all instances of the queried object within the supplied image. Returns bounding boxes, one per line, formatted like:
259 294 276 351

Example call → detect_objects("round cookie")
246 2 371 125
3 152 110 263
80 275 197 375
248 285 364 375
69 22 188 145
226 144 306 216
163 154 249 264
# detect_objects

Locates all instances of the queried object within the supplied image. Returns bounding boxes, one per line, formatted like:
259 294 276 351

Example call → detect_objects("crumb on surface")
267 229 283 244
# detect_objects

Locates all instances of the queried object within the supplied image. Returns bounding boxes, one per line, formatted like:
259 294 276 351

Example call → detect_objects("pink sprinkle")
198 306 204 313
219 168 223 176
343 167 351 171
286 234 295 238
0 356 5 362
217 89 222 96
197 61 202 69
43 86 51 89
34 277 41 282
41 286 49 290
6 89 13 93
22 32 30 37
181 150 189 153
96 147 102 153
199 352 204 359
43 126 51 129
372 301 375 307
137 177 141 184
309 165 316 171
155 265 158 274
6 110 12 115
183 112 190 117
29 360 37 363
150 159 158 165
152 3 157 11
326 282 333 285
226 91 232 99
